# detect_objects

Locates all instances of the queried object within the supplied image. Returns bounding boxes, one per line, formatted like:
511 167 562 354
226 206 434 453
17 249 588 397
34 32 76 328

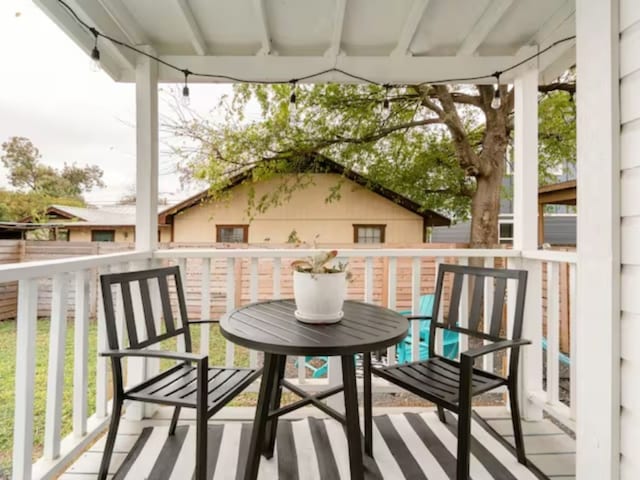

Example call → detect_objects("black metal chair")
363 264 530 480
98 266 261 480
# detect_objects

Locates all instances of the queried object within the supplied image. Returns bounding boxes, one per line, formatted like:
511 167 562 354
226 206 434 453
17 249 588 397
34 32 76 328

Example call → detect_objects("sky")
0 0 237 205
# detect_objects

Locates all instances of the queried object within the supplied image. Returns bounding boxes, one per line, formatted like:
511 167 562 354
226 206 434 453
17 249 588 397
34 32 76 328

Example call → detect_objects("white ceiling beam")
175 0 207 55
97 0 148 45
391 0 431 57
324 0 347 58
531 0 575 46
33 0 123 79
253 0 271 56
147 54 515 85
457 0 513 56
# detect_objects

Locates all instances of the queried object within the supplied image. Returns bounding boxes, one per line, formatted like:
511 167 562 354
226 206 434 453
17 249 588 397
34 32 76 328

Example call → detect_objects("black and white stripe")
114 413 546 480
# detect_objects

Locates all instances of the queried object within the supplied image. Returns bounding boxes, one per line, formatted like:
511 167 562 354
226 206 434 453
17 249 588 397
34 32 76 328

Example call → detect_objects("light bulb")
491 87 501 109
181 85 191 107
289 88 297 124
90 46 100 72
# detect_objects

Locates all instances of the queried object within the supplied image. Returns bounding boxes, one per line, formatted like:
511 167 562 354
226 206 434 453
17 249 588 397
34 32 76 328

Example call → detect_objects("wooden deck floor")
58 406 575 480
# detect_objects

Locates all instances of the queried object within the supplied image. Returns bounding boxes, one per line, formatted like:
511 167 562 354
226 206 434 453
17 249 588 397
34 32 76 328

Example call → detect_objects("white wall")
619 0 640 477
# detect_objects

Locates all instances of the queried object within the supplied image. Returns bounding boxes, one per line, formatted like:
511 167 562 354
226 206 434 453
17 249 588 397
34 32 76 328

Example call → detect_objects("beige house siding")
171 174 425 244
68 226 171 242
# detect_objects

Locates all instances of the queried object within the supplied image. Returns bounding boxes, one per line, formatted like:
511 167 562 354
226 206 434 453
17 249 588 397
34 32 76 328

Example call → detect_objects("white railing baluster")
386 257 397 364
44 273 69 460
483 257 495 372
250 258 259 369
73 270 90 437
12 278 38 480
226 257 236 366
434 257 444 355
569 262 577 419
458 257 469 354
547 262 560 404
96 266 108 418
411 257 421 361
200 258 211 355
272 258 281 299
364 256 374 303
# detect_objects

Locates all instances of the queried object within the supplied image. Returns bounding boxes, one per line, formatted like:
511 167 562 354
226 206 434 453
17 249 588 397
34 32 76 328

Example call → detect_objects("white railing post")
364 257 374 303
386 257 397 364
200 258 211 355
547 262 560 405
73 270 90 436
226 257 236 366
96 266 109 419
44 273 69 460
483 257 495 372
249 258 259 369
411 257 421 361
12 279 38 480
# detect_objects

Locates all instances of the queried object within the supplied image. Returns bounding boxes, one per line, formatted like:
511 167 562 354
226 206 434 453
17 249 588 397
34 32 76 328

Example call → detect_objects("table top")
220 299 409 356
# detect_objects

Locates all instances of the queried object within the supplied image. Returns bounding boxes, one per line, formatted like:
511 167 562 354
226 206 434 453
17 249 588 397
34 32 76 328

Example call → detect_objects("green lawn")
0 319 253 476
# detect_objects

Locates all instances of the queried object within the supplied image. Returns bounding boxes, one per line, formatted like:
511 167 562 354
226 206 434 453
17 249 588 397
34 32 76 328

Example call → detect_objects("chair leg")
363 352 373 456
508 383 527 464
98 397 123 480
437 405 447 424
456 405 472 480
169 406 181 435
195 409 207 480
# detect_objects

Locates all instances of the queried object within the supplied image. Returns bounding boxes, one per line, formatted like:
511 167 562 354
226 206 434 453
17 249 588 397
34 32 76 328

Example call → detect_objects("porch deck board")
59 407 576 479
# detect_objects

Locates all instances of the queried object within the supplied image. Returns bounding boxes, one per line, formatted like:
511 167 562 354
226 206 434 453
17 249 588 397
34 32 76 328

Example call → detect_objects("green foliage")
0 189 84 222
538 91 576 185
1 136 104 198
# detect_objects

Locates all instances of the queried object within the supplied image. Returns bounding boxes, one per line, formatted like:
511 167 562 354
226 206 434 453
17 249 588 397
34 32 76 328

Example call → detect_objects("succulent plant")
291 250 350 276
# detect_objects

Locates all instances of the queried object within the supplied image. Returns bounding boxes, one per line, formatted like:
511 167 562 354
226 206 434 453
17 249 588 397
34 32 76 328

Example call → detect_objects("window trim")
353 224 386 244
91 229 116 242
216 224 249 243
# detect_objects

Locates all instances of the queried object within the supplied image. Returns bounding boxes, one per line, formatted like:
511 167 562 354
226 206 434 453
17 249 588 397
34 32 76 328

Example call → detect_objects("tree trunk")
469 171 503 248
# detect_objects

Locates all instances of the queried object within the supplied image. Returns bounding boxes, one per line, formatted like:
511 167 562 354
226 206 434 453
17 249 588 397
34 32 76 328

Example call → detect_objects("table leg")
244 353 279 480
342 354 364 480
263 354 287 458
362 352 373 456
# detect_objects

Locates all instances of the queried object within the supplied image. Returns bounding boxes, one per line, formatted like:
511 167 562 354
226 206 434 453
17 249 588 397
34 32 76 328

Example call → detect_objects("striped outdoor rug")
114 412 546 480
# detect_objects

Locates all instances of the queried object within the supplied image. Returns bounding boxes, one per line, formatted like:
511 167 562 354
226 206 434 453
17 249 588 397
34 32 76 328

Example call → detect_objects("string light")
57 0 575 91
181 69 191 107
289 80 297 124
89 27 100 72
491 72 501 109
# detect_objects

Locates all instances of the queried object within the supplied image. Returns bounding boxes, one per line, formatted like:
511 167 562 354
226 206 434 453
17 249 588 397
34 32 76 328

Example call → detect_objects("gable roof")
21 204 169 227
158 155 450 227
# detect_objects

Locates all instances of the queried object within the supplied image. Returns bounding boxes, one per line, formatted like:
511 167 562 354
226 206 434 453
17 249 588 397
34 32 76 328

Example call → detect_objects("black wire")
56 0 575 87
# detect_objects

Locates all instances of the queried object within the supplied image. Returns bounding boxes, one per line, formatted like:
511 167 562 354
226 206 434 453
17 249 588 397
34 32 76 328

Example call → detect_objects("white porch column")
512 67 543 421
135 46 159 252
576 1 621 479
126 47 159 421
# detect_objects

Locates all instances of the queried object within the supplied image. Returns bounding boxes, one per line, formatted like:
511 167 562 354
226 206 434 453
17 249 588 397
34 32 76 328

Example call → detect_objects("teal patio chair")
397 294 459 363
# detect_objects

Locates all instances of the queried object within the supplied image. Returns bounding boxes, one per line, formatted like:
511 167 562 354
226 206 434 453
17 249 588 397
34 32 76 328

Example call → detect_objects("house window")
216 225 248 243
91 229 115 242
499 221 514 244
353 224 386 244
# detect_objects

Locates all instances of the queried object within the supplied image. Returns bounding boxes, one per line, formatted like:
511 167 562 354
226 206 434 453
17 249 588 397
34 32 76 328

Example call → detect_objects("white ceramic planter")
292 270 347 323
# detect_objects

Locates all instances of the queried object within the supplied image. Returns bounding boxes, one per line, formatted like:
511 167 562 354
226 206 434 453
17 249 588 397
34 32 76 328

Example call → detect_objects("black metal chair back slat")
366 263 530 480
490 276 508 337
97 265 260 480
467 275 485 331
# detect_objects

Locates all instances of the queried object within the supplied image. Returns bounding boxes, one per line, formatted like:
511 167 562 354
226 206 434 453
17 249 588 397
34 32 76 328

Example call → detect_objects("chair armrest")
101 349 206 363
187 319 219 325
405 315 433 321
461 339 531 360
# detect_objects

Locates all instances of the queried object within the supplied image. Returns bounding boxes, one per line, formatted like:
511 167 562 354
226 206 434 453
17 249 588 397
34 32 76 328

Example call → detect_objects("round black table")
220 299 408 480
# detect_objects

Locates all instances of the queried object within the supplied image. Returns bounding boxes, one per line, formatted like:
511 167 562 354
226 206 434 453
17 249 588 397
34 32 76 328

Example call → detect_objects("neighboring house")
20 204 172 242
432 175 577 246
159 157 450 244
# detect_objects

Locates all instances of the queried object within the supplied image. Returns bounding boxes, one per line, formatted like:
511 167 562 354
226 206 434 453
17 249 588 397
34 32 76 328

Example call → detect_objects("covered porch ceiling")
35 0 575 85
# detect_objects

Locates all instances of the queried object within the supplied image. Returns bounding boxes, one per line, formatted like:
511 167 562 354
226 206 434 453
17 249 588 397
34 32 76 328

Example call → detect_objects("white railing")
0 246 577 479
